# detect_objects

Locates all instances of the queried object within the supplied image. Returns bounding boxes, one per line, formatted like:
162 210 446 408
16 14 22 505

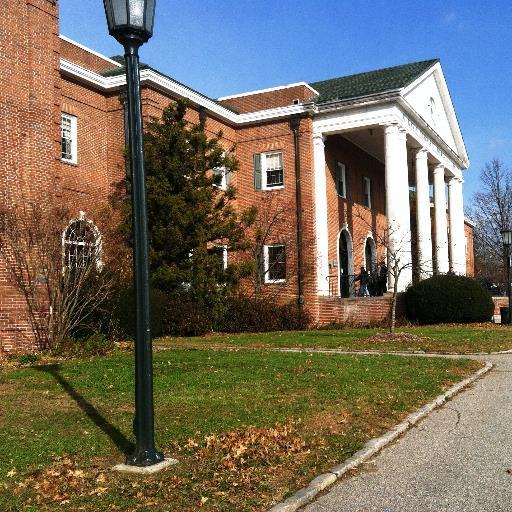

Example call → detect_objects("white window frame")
61 113 78 164
336 162 347 198
215 244 228 270
264 244 286 283
262 151 284 190
62 212 102 272
213 166 227 190
363 176 371 209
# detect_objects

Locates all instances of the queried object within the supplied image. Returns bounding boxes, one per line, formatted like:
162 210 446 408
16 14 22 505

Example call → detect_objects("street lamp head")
501 228 512 247
103 0 155 46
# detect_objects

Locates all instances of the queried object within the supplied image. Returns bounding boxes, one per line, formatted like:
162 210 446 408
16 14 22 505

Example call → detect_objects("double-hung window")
213 166 231 190
254 151 284 190
61 113 77 164
336 162 347 198
212 167 226 190
264 244 286 283
264 152 284 188
212 244 228 271
363 176 371 208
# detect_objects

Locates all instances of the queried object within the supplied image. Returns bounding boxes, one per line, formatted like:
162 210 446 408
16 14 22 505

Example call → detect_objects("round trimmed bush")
404 274 494 324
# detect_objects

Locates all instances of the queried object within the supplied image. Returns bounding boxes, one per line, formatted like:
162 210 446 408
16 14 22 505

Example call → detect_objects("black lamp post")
501 228 512 325
103 0 163 467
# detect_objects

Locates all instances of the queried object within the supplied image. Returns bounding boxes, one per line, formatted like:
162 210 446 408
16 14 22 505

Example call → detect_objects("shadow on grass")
36 364 135 455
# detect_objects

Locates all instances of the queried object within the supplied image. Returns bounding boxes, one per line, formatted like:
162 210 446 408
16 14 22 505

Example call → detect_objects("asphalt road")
304 353 512 512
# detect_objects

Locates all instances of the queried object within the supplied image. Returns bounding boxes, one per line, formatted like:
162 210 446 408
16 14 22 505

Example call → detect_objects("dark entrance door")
365 239 374 271
339 231 350 297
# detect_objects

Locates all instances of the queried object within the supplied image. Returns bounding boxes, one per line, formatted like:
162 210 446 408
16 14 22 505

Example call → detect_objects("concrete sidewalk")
304 353 512 512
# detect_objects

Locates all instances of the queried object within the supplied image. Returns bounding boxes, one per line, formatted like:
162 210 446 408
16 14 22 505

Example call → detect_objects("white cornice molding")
59 57 469 164
464 216 476 228
59 35 123 68
218 81 319 101
60 59 308 125
397 98 467 171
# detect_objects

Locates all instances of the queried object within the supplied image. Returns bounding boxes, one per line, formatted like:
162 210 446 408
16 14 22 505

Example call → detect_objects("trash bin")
500 307 510 324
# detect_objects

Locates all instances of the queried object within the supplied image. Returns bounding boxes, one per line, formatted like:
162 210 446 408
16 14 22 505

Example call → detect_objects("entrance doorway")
364 236 376 272
339 229 354 297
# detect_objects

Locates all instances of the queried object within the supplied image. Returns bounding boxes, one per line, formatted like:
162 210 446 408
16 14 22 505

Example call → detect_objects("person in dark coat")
357 266 370 296
378 261 388 295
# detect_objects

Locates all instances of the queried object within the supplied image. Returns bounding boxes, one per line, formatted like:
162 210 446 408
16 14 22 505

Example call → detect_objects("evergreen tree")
118 99 255 314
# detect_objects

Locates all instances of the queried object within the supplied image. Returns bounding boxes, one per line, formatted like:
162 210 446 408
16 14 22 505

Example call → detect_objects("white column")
313 132 330 296
384 125 412 292
415 148 433 277
433 164 449 273
448 176 466 274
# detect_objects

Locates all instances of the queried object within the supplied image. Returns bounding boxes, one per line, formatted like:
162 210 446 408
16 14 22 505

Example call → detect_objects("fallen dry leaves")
366 332 432 344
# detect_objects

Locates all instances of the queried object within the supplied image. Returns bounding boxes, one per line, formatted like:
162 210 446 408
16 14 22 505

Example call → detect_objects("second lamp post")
501 228 512 325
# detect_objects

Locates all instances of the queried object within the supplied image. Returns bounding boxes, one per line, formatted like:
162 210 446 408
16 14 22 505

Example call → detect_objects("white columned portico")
414 148 433 277
384 124 412 291
312 132 330 295
433 164 450 273
448 176 466 274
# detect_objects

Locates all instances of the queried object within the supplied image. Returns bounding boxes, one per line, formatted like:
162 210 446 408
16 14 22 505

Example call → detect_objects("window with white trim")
63 217 101 270
264 244 286 283
336 162 347 198
263 151 284 189
211 244 228 271
61 113 77 164
363 176 371 208
213 167 229 190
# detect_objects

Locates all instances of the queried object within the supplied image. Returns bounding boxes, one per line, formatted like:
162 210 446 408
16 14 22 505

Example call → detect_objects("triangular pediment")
402 62 468 166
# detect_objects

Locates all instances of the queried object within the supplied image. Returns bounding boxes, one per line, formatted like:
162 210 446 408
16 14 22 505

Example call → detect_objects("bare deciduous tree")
467 159 512 289
0 202 114 351
352 209 432 332
245 194 297 298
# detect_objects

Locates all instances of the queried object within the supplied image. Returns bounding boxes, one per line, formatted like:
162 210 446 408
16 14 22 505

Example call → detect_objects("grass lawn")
156 324 512 354
0 348 481 511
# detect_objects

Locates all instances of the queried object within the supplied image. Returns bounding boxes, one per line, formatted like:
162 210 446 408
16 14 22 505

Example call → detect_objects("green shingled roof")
309 59 439 104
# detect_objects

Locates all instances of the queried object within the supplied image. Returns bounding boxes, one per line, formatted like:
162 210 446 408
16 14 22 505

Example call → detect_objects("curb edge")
268 361 494 512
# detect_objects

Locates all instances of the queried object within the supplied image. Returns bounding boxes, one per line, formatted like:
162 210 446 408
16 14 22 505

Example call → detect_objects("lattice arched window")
63 214 101 270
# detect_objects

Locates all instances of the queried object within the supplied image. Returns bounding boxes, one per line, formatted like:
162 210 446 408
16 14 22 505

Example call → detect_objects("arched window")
63 214 101 270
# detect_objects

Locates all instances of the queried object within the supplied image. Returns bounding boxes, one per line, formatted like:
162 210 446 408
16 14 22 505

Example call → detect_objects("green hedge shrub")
103 287 311 338
218 298 311 333
404 274 494 324
111 286 169 339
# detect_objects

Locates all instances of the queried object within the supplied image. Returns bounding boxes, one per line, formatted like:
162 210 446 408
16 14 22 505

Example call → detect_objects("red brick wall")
464 222 475 277
0 0 61 352
232 117 318 315
324 134 388 294
219 85 316 113
60 37 119 74
492 297 508 315
317 296 405 326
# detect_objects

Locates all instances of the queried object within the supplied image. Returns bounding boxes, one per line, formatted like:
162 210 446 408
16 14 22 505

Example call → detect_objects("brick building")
0 1 474 351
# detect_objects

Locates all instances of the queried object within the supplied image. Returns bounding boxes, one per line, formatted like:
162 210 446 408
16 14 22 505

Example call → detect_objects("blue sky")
59 0 512 202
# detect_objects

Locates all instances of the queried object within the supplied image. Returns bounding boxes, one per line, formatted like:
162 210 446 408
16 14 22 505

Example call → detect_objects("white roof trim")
59 35 123 68
401 61 469 167
218 82 319 101
60 59 308 125
464 216 476 228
